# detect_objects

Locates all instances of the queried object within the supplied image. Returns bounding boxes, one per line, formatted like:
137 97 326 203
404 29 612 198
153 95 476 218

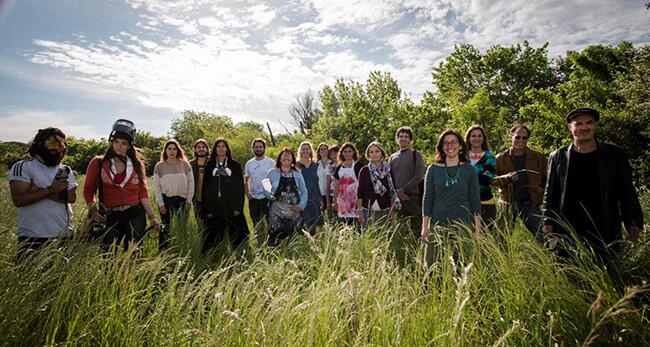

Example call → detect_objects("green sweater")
422 163 481 226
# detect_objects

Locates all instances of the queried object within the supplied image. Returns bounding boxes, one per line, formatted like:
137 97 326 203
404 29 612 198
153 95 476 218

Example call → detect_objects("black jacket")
202 158 245 218
189 158 205 202
542 142 643 242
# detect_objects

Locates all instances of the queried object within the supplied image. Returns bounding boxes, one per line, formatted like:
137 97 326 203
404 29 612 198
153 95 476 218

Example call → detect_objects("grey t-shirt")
8 159 77 238
388 148 425 197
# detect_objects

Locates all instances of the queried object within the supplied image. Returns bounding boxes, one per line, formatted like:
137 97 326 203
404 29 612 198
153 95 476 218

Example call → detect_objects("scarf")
368 161 402 210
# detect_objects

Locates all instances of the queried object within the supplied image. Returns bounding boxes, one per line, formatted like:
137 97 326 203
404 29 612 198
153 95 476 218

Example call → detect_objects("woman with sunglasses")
421 129 481 268
465 125 497 226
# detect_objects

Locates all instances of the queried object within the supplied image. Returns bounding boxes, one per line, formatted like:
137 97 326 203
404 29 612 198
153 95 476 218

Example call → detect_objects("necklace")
444 161 460 187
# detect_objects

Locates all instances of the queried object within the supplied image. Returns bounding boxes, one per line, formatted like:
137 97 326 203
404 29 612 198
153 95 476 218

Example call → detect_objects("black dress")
201 157 249 253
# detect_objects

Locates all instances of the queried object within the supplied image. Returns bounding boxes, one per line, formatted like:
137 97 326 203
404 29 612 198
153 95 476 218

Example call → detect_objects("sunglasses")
513 135 529 140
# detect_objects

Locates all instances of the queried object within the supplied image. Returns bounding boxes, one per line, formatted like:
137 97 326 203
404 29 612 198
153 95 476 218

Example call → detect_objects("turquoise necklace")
444 161 460 187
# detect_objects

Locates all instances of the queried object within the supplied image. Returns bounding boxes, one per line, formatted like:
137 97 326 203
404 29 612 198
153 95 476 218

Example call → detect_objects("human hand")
542 224 555 235
49 178 68 194
627 225 640 241
92 211 107 223
291 205 301 213
507 171 519 182
420 227 430 243
159 205 167 215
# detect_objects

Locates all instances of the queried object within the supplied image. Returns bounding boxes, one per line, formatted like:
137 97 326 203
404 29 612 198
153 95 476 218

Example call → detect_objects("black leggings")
202 214 249 254
102 203 147 251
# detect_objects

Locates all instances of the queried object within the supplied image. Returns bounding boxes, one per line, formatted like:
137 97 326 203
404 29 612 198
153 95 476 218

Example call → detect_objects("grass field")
0 177 649 346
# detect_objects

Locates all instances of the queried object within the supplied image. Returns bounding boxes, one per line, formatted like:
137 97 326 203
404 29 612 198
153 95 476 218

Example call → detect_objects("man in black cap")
542 107 643 262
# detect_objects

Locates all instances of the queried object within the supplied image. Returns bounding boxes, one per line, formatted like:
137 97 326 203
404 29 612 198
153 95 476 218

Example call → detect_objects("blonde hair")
364 141 386 160
298 141 315 161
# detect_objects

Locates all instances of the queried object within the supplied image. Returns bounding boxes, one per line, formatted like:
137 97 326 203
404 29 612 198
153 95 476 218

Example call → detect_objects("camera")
55 166 69 201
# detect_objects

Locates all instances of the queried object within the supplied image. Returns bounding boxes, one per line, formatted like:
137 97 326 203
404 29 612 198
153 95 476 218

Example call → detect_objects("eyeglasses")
443 140 459 146
513 135 529 140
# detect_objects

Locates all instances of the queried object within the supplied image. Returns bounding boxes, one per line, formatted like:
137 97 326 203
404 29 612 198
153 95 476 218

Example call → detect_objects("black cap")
109 119 136 144
565 108 600 123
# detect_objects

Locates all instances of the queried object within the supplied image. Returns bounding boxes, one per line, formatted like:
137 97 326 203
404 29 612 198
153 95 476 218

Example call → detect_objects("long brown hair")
209 138 232 161
435 129 467 164
102 134 146 182
337 142 359 163
160 139 186 162
316 142 329 161
464 124 491 151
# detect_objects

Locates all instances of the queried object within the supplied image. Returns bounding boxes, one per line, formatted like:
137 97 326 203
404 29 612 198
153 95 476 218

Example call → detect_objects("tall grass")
0 179 648 346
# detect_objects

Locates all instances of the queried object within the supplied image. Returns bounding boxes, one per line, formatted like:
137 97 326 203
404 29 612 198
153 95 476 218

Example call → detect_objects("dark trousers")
248 198 269 226
102 203 147 252
202 213 250 254
398 195 422 240
16 236 70 263
481 203 497 227
194 201 206 231
159 195 186 251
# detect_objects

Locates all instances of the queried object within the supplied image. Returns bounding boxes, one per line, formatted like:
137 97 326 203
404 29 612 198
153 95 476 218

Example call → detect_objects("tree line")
1 41 648 185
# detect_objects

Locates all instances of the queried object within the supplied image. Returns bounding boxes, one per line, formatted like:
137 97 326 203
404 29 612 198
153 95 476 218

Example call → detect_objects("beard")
254 150 265 157
195 152 207 158
39 148 63 167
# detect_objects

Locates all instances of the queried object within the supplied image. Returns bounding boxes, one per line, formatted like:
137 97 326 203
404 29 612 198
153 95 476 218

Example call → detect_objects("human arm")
140 197 161 231
541 151 561 235
295 171 308 211
420 165 435 242
325 174 332 208
401 150 425 195
185 161 194 208
153 163 166 215
617 150 643 240
467 166 482 232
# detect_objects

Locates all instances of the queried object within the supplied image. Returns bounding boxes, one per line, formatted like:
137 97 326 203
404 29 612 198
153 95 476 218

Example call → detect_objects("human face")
396 131 412 149
442 134 460 159
469 129 484 150
300 144 312 160
42 136 66 166
318 145 329 160
341 147 354 161
216 142 228 158
252 142 265 157
329 149 338 161
112 138 130 156
367 145 383 163
567 114 597 143
511 127 529 152
280 151 293 168
195 143 208 157
165 144 178 160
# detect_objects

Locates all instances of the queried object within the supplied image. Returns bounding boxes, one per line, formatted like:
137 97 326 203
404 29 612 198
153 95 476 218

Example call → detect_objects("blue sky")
1 0 649 142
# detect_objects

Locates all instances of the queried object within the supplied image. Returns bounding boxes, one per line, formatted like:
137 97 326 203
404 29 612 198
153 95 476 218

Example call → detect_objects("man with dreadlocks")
9 127 78 261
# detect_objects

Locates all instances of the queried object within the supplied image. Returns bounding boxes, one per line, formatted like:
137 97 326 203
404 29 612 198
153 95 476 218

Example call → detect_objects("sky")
1 0 649 142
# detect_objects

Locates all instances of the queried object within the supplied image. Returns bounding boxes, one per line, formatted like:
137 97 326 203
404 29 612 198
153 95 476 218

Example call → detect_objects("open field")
0 178 648 346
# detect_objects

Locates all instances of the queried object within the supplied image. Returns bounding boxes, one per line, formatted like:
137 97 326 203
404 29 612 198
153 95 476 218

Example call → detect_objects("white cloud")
13 0 650 132
0 109 105 142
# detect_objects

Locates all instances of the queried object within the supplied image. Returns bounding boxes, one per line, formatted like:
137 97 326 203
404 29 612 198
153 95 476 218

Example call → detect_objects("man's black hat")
565 108 600 123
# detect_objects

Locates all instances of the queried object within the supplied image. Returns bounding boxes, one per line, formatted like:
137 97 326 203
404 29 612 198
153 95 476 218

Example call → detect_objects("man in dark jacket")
542 108 643 261
189 139 210 230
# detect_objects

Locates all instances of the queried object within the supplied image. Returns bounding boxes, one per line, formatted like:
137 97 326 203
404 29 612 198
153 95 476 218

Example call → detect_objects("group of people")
9 107 644 268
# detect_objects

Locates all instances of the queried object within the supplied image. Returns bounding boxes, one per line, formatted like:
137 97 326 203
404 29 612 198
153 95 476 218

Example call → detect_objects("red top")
83 157 149 208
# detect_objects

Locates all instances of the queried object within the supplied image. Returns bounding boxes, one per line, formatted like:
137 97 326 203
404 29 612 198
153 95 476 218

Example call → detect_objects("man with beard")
542 108 643 263
9 128 77 260
189 139 210 229
244 138 275 226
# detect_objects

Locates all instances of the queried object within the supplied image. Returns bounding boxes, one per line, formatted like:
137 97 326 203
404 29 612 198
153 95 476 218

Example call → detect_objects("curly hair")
27 127 67 158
